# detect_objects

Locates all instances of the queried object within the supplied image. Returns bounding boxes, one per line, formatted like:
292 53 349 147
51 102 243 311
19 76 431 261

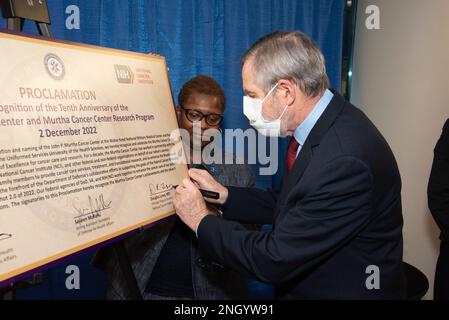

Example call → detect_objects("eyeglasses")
182 107 223 126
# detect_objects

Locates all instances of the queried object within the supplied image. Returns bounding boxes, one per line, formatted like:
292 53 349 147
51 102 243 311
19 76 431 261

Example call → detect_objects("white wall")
352 0 449 300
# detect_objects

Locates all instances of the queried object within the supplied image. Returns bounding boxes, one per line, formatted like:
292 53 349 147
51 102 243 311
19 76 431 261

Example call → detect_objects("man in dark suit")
174 31 405 299
428 118 449 300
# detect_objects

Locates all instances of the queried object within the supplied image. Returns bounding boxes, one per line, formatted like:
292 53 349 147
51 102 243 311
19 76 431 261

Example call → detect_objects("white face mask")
243 83 289 137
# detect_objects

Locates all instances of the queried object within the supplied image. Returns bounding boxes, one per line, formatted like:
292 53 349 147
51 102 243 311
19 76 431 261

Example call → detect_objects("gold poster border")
0 211 175 282
0 29 166 63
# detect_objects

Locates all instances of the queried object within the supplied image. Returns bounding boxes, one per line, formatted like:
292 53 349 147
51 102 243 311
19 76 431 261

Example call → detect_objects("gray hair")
241 31 329 98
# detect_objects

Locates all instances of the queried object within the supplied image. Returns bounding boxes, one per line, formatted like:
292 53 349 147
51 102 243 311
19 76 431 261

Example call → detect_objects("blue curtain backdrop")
0 0 345 299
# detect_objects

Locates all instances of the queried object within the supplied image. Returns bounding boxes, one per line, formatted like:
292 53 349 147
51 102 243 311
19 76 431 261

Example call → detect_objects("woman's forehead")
184 92 223 112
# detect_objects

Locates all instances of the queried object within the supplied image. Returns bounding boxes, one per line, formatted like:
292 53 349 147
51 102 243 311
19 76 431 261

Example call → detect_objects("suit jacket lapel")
274 92 346 219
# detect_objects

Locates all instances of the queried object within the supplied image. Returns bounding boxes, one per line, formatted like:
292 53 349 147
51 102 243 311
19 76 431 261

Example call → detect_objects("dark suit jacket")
197 93 406 299
428 119 449 242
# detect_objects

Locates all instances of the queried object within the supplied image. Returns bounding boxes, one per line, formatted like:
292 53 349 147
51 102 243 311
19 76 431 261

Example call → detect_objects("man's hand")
189 169 229 205
174 178 210 232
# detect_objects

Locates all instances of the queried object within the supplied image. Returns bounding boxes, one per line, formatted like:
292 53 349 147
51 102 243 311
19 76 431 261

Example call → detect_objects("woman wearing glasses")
94 76 255 300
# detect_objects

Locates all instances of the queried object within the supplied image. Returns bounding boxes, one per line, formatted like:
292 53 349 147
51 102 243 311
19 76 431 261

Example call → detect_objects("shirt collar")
293 89 334 146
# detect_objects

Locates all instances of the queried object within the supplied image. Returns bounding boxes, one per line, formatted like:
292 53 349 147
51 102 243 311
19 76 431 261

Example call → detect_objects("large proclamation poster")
0 30 188 285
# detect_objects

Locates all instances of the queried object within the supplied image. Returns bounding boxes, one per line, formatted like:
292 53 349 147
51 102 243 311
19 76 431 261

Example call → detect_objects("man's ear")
176 105 181 119
277 79 296 106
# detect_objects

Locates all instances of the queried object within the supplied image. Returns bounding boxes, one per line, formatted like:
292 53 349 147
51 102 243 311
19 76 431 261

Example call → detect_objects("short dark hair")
178 75 226 111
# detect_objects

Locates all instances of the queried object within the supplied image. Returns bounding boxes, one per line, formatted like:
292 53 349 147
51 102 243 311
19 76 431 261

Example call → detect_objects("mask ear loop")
278 104 289 120
260 83 280 123
262 83 279 103
261 83 289 123
277 82 290 120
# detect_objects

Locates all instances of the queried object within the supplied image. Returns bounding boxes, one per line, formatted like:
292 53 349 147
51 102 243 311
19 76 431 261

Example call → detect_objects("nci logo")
114 65 134 84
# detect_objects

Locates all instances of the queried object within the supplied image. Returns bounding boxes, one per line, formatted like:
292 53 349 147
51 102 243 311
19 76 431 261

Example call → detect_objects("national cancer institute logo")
114 65 134 84
44 53 65 80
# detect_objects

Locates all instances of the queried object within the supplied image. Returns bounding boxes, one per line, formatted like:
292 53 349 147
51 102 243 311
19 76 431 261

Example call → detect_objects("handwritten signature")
72 193 112 217
149 182 174 195
0 233 12 241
